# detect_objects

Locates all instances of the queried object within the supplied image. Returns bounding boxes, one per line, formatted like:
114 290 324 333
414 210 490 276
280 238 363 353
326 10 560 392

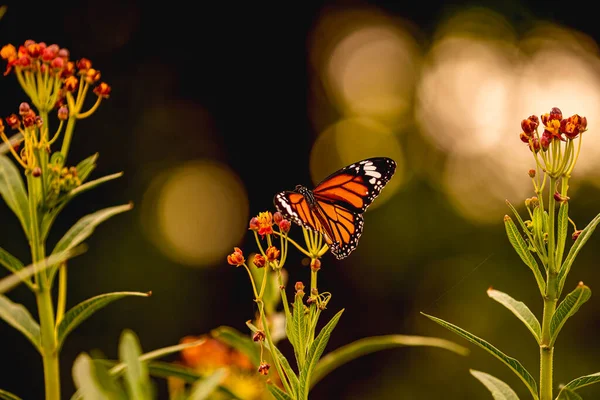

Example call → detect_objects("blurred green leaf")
310 334 468 389
41 172 124 239
422 312 539 400
504 216 546 295
75 153 99 183
0 295 40 352
210 326 260 366
487 288 541 344
550 283 591 346
188 368 227 400
293 292 308 369
0 388 22 400
268 384 293 400
470 369 520 400
72 353 115 400
556 202 569 266
0 245 86 294
0 155 30 239
298 309 344 400
558 213 600 295
556 387 583 400
57 291 151 351
557 372 600 398
533 207 544 255
50 203 132 280
119 330 153 400
0 247 32 290
90 359 127 400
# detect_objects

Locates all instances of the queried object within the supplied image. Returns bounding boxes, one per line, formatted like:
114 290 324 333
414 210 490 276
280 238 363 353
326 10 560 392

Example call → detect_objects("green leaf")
90 359 127 400
299 309 344 399
50 203 132 279
310 334 468 389
422 312 539 400
0 155 30 238
470 369 520 400
0 247 32 290
189 368 227 400
41 172 124 240
550 282 591 346
268 384 294 400
504 215 546 295
293 292 308 369
0 388 22 400
556 202 569 266
119 330 153 400
210 326 260 366
0 295 40 352
72 353 115 400
556 387 583 400
559 213 600 295
57 291 151 351
558 372 600 396
75 153 99 183
487 288 541 344
0 245 86 294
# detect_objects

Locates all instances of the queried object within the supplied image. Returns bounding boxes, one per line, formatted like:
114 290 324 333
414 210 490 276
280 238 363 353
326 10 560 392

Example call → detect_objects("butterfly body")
274 157 396 259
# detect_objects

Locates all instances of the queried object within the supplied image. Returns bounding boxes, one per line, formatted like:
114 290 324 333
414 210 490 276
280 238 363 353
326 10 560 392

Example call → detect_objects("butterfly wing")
273 191 326 235
312 157 397 259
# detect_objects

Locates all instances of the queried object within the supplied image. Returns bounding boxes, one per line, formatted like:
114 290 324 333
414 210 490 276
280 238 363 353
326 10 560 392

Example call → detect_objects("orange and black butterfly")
274 157 397 260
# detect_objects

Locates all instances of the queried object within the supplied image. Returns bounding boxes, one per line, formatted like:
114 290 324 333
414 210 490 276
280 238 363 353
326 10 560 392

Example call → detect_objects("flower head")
266 246 280 262
560 114 587 139
227 247 245 266
258 362 270 376
255 211 274 236
252 254 266 268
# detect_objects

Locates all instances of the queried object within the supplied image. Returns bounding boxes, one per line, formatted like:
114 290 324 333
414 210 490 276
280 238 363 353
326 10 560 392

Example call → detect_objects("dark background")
1 0 600 399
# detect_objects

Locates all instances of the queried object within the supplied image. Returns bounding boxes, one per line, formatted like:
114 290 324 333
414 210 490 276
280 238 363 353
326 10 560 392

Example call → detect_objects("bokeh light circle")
142 160 249 267
309 117 404 211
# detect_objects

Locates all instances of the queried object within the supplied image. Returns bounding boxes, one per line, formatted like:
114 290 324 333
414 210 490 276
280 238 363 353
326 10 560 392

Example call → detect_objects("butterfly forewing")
274 191 324 234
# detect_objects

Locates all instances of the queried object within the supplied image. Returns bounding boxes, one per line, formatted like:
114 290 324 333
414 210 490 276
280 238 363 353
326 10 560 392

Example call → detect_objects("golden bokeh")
309 6 421 128
309 117 404 211
141 160 249 267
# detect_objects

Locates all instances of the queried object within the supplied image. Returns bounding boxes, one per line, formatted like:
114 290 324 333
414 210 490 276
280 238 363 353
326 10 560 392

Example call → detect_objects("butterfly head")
294 185 316 205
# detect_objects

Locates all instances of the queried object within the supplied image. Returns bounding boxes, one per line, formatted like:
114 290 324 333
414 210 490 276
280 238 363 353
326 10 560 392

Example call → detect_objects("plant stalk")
28 172 60 400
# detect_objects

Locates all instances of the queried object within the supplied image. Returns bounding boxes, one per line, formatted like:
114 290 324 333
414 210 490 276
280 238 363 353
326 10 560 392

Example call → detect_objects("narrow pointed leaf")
559 213 600 294
470 369 520 400
41 172 124 239
119 330 153 400
0 155 30 238
0 247 32 290
0 388 22 400
559 372 600 394
210 326 260 366
556 388 583 400
75 153 99 183
268 384 293 400
311 334 468 389
53 203 133 255
550 282 591 346
0 295 40 352
487 288 541 344
504 216 546 294
57 291 151 351
422 312 539 400
189 368 227 400
299 309 344 399
505 200 535 247
0 245 86 294
72 353 114 400
293 293 308 369
556 202 569 266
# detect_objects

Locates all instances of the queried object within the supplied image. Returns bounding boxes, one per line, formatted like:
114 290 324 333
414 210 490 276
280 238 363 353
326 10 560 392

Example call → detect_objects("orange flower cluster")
520 107 587 152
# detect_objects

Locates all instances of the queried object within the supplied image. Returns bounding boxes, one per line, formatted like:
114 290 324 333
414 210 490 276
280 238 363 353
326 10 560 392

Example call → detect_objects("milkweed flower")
266 246 280 262
254 211 274 236
227 247 245 266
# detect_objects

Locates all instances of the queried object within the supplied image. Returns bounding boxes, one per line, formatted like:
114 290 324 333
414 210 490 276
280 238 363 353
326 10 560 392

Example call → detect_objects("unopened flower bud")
273 211 283 225
572 230 583 240
310 258 321 271
529 137 541 153
76 58 92 71
554 192 569 203
252 331 265 342
528 169 536 178
58 106 68 121
550 107 562 121
279 219 291 233
249 217 259 231
5 114 19 129
32 167 41 177
295 281 305 292
19 102 30 116
540 131 552 151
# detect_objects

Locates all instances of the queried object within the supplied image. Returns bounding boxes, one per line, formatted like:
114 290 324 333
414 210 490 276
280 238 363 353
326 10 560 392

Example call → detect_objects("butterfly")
273 157 397 260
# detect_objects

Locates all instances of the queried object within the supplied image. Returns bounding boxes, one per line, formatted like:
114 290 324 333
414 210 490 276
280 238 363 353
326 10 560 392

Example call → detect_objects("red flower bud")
279 219 291 233
521 115 539 134
520 132 532 143
253 254 265 268
572 230 582 240
249 217 260 231
528 169 536 178
540 131 552 151
58 106 69 121
266 246 280 262
76 58 92 71
93 82 111 98
550 107 562 121
32 167 42 177
19 102 30 116
310 258 321 271
295 281 305 292
50 57 64 71
273 211 283 225
529 137 540 153
5 114 20 129
226 247 245 266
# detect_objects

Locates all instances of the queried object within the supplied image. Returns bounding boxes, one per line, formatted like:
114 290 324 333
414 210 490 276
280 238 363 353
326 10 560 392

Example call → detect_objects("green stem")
547 178 557 274
28 172 60 400
59 116 77 167
258 301 293 395
56 264 67 325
